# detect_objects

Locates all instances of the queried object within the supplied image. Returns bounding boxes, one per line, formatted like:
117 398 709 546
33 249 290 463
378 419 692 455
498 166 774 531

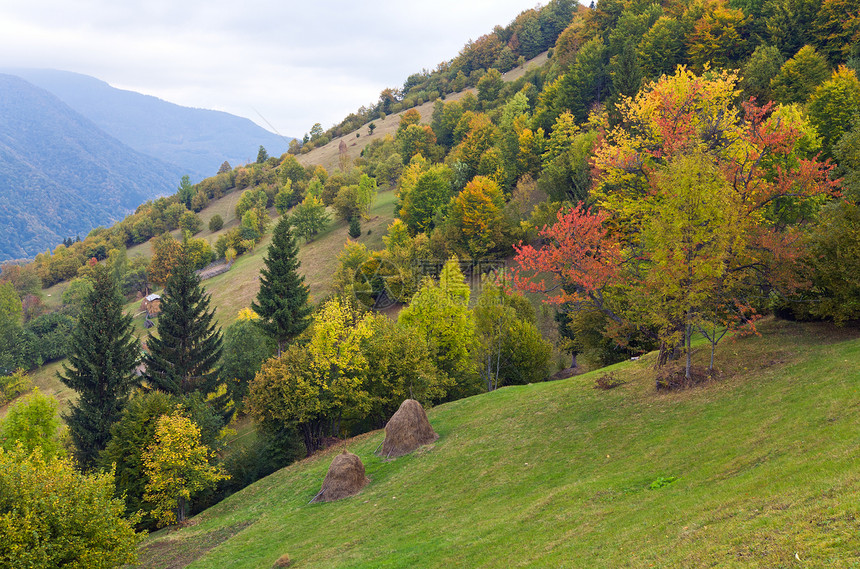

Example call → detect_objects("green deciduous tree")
543 36 608 126
251 216 312 354
398 259 480 399
333 184 362 223
398 163 453 234
477 68 504 106
807 66 860 157
770 45 831 104
274 181 298 215
178 210 202 234
801 201 860 323
99 391 223 529
741 44 785 103
208 214 224 232
59 264 139 468
290 194 331 242
0 444 140 568
177 175 194 208
0 282 21 323
0 388 65 458
361 314 449 427
220 315 275 409
473 280 553 391
235 188 268 219
638 16 687 79
833 119 860 200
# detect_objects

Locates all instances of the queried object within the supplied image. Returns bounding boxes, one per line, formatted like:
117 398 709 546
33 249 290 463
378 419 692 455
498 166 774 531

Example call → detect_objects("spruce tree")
348 216 362 239
58 264 140 469
144 246 222 396
252 216 312 354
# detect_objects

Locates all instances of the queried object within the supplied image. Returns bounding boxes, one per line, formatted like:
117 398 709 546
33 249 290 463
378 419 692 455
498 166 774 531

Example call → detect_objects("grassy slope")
201 188 397 323
136 318 860 569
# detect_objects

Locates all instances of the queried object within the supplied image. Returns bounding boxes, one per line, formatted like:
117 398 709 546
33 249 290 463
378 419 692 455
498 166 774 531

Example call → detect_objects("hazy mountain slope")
0 74 181 260
4 69 291 180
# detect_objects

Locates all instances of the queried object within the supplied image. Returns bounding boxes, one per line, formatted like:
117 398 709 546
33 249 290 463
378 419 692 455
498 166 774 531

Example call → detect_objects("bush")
25 312 74 363
594 372 624 390
0 369 31 406
209 214 224 232
178 210 202 234
0 388 64 458
0 445 140 568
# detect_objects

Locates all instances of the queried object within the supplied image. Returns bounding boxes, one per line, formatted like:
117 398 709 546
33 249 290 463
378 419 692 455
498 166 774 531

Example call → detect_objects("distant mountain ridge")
0 74 182 261
2 69 292 181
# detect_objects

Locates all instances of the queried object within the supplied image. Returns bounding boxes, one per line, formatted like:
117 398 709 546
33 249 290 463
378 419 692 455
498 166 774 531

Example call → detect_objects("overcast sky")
0 1 541 137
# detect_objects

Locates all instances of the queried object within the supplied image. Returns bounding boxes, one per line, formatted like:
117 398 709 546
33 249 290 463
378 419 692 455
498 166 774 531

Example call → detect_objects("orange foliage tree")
516 67 837 380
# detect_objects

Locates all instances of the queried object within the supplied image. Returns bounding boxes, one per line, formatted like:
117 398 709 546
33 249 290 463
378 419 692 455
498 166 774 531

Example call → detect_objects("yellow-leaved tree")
142 410 229 527
249 297 375 455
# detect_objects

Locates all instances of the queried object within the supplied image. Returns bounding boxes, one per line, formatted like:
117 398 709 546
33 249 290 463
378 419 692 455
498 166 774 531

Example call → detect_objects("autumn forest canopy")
1 0 860 564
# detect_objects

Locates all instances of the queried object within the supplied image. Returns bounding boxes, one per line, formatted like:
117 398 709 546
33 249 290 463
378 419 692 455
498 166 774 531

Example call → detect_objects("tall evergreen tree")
58 263 140 469
252 216 312 354
143 247 222 396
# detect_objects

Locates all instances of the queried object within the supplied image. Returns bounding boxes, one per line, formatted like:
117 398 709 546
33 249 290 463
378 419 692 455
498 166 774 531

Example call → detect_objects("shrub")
0 445 140 567
0 388 64 458
178 210 202 234
208 214 224 232
594 371 624 390
0 369 31 406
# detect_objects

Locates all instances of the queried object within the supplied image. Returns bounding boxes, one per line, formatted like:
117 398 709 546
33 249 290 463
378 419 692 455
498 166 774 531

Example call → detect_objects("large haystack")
310 451 369 503
379 399 439 458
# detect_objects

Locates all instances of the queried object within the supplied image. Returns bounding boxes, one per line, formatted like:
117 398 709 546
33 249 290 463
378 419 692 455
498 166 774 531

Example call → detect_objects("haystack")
310 451 369 503
379 399 438 458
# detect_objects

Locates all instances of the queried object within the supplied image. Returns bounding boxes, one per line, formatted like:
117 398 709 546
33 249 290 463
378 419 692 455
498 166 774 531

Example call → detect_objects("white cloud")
0 1 537 135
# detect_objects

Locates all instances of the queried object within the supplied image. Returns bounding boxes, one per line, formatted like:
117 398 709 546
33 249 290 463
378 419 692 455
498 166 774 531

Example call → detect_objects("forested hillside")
6 69 292 180
0 74 182 260
1 0 859 566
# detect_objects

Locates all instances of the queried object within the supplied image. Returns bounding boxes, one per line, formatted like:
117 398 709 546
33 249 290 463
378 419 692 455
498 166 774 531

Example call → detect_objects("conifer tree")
252 216 312 354
348 216 362 239
58 264 140 469
144 246 222 396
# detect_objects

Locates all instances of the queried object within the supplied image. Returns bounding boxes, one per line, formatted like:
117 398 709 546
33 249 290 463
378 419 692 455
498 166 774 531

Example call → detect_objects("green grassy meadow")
135 318 860 569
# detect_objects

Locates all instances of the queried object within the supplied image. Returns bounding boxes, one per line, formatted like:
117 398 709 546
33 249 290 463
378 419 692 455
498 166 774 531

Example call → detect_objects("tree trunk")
685 320 692 380
177 496 187 524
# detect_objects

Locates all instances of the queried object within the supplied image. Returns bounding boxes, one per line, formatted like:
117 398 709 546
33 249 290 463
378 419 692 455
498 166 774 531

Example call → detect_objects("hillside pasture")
134 318 860 569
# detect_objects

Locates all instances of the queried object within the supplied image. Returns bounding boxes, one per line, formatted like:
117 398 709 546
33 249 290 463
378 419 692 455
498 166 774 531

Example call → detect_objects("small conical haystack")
379 399 439 458
311 451 369 503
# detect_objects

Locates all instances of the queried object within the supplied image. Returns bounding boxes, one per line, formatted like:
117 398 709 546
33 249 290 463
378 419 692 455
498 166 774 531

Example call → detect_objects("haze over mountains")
6 69 291 180
0 74 183 260
0 70 293 262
